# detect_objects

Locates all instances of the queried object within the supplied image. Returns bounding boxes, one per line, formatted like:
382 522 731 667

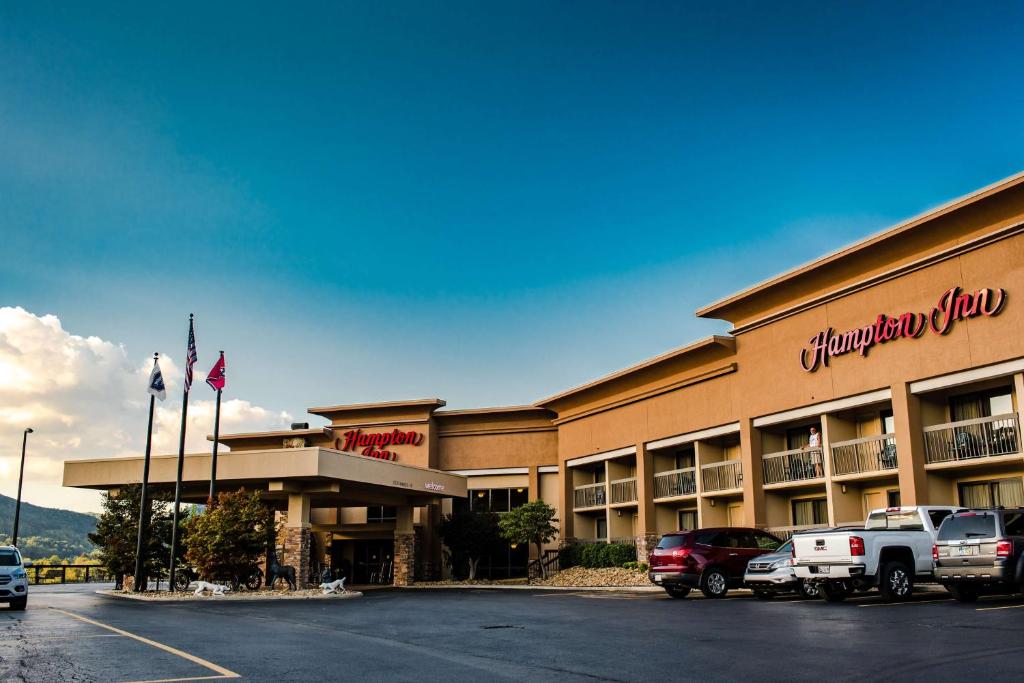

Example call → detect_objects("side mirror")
23 561 34 568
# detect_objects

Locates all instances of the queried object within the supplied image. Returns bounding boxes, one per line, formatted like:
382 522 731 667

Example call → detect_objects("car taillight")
849 536 865 556
932 544 939 561
996 540 1012 557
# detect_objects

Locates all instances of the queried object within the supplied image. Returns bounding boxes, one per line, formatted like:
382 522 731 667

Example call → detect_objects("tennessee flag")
206 352 226 392
147 358 167 401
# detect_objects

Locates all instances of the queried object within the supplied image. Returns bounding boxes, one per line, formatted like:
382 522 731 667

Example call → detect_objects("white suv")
0 546 30 610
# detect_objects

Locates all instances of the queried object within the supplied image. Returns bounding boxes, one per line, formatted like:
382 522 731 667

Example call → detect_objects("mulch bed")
99 588 363 601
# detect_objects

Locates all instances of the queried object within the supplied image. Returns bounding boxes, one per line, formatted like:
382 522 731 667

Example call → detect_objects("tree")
438 510 504 580
498 500 558 579
184 489 273 587
88 483 174 590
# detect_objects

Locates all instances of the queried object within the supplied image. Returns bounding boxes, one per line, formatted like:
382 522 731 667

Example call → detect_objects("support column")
558 460 574 542
393 504 415 587
634 442 659 560
283 493 312 588
892 382 929 505
822 413 861 526
527 466 541 561
739 419 767 527
1013 372 1024 415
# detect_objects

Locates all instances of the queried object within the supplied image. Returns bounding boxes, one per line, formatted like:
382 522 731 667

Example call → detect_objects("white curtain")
996 479 1024 507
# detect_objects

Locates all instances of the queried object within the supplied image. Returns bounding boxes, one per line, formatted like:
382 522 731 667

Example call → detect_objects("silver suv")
934 508 1024 602
744 538 820 599
0 546 30 610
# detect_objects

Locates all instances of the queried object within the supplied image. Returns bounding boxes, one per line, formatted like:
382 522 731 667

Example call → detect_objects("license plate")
957 546 977 556
652 574 664 583
812 565 830 574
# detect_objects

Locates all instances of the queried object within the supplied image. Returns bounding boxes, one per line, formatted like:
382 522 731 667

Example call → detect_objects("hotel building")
64 172 1024 585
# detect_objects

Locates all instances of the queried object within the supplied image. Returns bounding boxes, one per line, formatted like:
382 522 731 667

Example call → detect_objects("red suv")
648 527 783 598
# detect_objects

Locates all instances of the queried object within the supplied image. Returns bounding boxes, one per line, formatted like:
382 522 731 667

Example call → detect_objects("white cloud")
0 307 291 513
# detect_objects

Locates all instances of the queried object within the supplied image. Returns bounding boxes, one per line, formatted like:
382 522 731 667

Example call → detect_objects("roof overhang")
62 447 467 506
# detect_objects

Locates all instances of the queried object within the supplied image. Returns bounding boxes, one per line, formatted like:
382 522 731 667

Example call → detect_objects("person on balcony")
807 426 823 477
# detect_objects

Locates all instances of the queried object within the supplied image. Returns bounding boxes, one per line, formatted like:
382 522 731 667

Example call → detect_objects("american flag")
184 315 198 392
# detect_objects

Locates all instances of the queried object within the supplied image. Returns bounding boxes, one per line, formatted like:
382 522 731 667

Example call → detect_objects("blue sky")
3 1 1024 422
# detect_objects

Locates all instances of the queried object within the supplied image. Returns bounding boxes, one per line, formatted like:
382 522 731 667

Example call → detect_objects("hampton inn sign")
335 428 426 461
799 286 1008 372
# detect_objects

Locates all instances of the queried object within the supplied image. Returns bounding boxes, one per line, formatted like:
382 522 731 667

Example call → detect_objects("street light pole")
12 427 34 547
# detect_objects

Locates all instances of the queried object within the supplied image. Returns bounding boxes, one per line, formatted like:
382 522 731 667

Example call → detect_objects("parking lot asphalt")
3 583 1024 682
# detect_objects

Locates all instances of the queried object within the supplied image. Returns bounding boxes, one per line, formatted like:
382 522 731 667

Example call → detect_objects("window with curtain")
678 510 697 531
958 478 1024 508
792 498 828 526
950 388 1013 421
786 424 821 450
675 446 696 470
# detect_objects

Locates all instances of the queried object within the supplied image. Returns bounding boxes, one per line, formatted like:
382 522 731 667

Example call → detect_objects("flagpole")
208 351 224 504
133 353 159 592
169 315 194 591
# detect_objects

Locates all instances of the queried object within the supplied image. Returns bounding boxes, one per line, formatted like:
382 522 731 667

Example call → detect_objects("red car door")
728 530 763 580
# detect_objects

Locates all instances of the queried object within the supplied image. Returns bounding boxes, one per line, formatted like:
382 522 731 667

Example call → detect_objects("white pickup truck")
792 506 963 602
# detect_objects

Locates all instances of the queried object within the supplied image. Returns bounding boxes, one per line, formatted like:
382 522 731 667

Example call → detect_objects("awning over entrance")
62 447 467 508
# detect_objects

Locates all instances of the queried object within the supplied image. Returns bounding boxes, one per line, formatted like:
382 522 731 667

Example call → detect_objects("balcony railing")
923 413 1022 464
831 434 898 476
764 524 830 542
573 482 607 509
609 477 638 504
653 467 697 499
701 460 742 492
762 447 824 485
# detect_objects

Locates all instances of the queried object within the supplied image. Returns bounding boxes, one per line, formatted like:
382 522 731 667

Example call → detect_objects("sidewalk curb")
403 584 665 592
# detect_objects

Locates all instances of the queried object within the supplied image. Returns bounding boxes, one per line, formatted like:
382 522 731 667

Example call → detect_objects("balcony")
573 482 607 509
923 413 1021 465
701 460 742 493
762 448 824 485
831 434 898 477
653 468 697 499
609 477 638 505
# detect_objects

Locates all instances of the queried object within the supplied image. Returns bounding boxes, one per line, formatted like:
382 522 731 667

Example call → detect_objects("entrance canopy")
63 447 468 509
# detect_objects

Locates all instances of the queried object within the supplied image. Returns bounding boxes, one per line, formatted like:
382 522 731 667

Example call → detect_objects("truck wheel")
797 580 820 599
700 568 729 599
665 586 691 599
821 580 850 602
10 597 27 611
946 585 978 603
879 562 913 602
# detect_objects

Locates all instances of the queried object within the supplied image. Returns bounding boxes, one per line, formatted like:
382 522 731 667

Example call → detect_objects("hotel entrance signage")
799 286 1007 372
335 428 425 461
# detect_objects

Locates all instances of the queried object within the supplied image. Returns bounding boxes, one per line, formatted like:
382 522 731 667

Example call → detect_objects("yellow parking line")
976 603 1024 612
49 608 240 681
858 598 950 608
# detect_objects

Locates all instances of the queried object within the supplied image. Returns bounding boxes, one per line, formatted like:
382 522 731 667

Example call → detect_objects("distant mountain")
0 493 97 560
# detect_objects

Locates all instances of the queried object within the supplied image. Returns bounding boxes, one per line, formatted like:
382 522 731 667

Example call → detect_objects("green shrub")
605 543 636 567
561 542 638 569
581 543 603 568
558 544 583 569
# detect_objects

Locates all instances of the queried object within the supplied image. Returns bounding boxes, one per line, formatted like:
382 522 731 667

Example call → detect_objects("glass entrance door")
352 540 394 584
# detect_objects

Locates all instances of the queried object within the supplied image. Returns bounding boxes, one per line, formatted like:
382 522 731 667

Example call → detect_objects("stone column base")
635 533 660 563
282 526 311 588
394 531 415 586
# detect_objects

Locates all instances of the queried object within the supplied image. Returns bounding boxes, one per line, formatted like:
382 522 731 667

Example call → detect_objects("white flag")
147 359 167 401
